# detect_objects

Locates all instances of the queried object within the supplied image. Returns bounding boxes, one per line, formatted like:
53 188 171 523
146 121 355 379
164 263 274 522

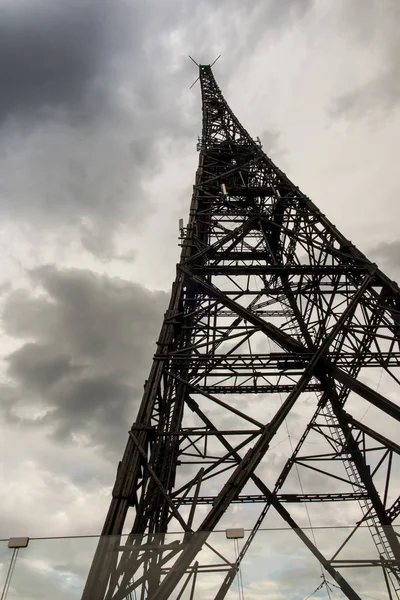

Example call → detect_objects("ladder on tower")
323 402 400 595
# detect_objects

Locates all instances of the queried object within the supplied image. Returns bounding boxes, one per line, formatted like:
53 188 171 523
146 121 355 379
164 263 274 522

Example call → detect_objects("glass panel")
2 528 396 599
4 536 98 599
0 540 14 595
247 527 388 599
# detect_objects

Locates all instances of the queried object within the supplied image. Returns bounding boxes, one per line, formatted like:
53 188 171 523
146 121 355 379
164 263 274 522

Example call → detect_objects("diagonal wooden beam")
181 266 400 421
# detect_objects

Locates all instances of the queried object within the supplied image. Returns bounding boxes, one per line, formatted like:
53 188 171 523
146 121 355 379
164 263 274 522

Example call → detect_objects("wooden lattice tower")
82 65 400 600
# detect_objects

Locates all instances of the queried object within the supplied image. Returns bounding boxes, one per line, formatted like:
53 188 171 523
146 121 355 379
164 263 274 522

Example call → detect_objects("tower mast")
82 65 400 600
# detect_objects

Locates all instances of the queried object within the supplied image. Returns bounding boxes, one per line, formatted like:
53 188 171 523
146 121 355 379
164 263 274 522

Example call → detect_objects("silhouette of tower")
82 65 400 600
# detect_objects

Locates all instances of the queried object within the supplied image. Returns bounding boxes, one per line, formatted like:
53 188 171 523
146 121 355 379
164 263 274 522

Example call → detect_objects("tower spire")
82 66 400 600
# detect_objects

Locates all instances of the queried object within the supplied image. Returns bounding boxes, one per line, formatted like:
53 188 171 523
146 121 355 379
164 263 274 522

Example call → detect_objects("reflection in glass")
4 536 98 599
0 541 14 598
0 528 395 599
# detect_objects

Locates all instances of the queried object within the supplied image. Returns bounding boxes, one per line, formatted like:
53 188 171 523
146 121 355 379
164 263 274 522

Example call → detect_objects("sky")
0 0 400 598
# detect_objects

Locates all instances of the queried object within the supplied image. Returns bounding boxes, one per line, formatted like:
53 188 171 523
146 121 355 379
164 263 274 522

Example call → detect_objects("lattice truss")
82 66 400 600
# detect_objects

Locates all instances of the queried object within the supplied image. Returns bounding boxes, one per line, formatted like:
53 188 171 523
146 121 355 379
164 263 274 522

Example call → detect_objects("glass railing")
0 527 396 599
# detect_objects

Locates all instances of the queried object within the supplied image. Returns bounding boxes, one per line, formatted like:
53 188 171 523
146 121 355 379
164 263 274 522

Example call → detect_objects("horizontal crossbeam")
175 492 369 505
194 265 370 276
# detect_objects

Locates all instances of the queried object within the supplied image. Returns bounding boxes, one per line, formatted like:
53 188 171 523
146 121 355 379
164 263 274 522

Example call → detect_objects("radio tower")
82 65 400 600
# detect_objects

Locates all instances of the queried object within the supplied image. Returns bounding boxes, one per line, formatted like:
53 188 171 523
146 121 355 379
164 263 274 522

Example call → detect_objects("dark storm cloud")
0 0 317 259
0 0 322 455
1 265 167 456
8 343 79 390
0 0 138 122
0 0 195 257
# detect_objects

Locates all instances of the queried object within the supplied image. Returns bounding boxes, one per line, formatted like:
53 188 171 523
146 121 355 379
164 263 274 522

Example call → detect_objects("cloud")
0 0 315 124
0 1 398 579
0 0 197 259
331 60 400 118
1 265 167 457
369 239 400 278
0 0 323 545
0 0 319 264
1 453 112 537
328 1 400 118
0 523 388 598
0 0 143 123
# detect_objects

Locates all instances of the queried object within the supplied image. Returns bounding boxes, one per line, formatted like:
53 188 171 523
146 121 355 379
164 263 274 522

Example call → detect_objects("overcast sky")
0 0 399 597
